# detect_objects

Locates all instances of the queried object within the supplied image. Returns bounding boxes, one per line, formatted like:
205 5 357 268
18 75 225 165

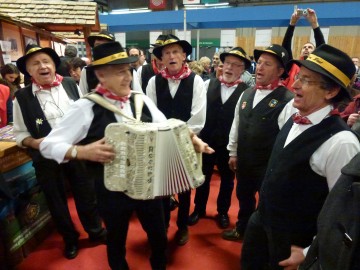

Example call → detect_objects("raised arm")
282 11 301 61
306 9 325 46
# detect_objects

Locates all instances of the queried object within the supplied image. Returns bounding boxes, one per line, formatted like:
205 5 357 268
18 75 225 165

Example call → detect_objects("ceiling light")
110 8 151 14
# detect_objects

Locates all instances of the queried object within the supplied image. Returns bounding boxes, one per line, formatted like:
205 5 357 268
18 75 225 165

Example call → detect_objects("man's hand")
228 156 237 172
305 8 319 29
347 113 360 127
191 135 215 154
22 137 44 150
278 245 305 270
290 11 301 26
77 138 116 163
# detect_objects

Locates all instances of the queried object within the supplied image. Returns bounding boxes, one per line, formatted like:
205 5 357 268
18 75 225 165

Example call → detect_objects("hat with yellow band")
254 44 289 79
291 44 355 94
16 44 61 77
87 30 115 48
152 34 192 60
151 34 168 48
220 47 251 70
87 42 138 70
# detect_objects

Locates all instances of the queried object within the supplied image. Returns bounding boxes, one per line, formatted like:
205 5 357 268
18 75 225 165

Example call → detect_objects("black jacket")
300 153 360 270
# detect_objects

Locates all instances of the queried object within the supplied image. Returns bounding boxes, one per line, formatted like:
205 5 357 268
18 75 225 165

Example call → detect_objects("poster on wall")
114 33 126 47
24 36 38 46
220 29 236 48
1 22 24 61
2 54 11 64
0 41 12 52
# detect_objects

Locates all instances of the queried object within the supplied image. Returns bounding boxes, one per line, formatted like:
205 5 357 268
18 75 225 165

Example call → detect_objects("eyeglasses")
223 61 244 68
294 74 327 86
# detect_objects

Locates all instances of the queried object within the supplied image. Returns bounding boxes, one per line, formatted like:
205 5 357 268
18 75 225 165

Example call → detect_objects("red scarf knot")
95 85 130 109
160 63 192 81
255 79 284 91
32 74 63 91
292 112 312 125
219 76 243 88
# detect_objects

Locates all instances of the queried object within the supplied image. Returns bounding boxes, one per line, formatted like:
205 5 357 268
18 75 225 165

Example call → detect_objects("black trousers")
235 168 265 233
96 178 167 270
193 146 235 215
241 211 313 270
163 190 191 230
33 158 103 244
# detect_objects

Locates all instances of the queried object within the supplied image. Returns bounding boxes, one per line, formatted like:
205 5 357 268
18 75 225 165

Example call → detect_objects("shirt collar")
303 105 333 126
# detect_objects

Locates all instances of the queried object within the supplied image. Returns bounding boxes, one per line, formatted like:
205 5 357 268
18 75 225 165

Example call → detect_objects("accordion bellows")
104 118 205 200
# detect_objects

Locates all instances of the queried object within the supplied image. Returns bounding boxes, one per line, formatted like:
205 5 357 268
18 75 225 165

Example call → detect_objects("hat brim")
220 52 251 70
87 35 114 48
290 59 351 99
152 40 192 60
87 56 139 70
17 48 60 77
254 49 289 79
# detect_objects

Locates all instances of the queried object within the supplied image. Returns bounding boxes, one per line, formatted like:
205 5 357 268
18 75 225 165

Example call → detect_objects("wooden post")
83 26 92 60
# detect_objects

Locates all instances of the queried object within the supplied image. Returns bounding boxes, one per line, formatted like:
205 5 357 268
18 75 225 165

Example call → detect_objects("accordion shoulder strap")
84 91 144 122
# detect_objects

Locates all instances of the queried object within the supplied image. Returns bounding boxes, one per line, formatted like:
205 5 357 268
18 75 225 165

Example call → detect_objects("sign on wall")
255 29 272 47
220 29 236 48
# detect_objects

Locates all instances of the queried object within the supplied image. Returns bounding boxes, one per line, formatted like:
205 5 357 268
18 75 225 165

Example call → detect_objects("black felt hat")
220 47 251 70
87 30 115 48
151 34 168 48
254 44 289 78
87 42 138 70
152 34 192 60
291 44 355 100
16 44 60 77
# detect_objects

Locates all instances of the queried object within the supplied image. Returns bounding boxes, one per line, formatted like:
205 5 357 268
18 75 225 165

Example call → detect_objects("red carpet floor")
16 172 242 270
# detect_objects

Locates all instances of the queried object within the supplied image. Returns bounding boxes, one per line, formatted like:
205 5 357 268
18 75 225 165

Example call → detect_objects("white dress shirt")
146 73 206 135
13 83 82 147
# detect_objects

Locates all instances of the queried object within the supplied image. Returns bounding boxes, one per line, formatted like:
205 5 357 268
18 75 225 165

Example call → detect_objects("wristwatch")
71 146 78 159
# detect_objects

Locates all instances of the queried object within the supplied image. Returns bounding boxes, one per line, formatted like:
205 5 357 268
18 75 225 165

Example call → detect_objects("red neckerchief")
218 75 243 88
160 63 192 81
32 74 63 90
255 79 284 91
330 108 340 116
95 84 130 109
152 59 160 75
292 112 312 125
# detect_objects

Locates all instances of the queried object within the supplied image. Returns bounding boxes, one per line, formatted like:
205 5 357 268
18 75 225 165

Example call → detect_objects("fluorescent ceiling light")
184 2 229 9
110 8 151 14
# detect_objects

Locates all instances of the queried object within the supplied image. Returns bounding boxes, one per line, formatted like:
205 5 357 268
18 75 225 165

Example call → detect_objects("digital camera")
297 9 308 17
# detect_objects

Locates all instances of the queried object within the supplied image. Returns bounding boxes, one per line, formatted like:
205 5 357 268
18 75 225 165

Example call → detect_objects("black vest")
155 73 195 121
200 78 248 147
236 86 293 177
79 93 153 178
15 77 80 161
259 115 350 234
141 64 155 94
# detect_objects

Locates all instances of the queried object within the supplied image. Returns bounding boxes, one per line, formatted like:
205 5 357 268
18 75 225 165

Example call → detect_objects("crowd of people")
1 7 360 270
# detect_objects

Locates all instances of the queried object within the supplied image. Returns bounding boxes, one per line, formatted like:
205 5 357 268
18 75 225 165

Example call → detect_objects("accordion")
104 118 205 200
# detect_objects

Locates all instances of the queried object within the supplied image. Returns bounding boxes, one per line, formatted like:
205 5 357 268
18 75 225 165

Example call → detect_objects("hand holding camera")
296 9 308 17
